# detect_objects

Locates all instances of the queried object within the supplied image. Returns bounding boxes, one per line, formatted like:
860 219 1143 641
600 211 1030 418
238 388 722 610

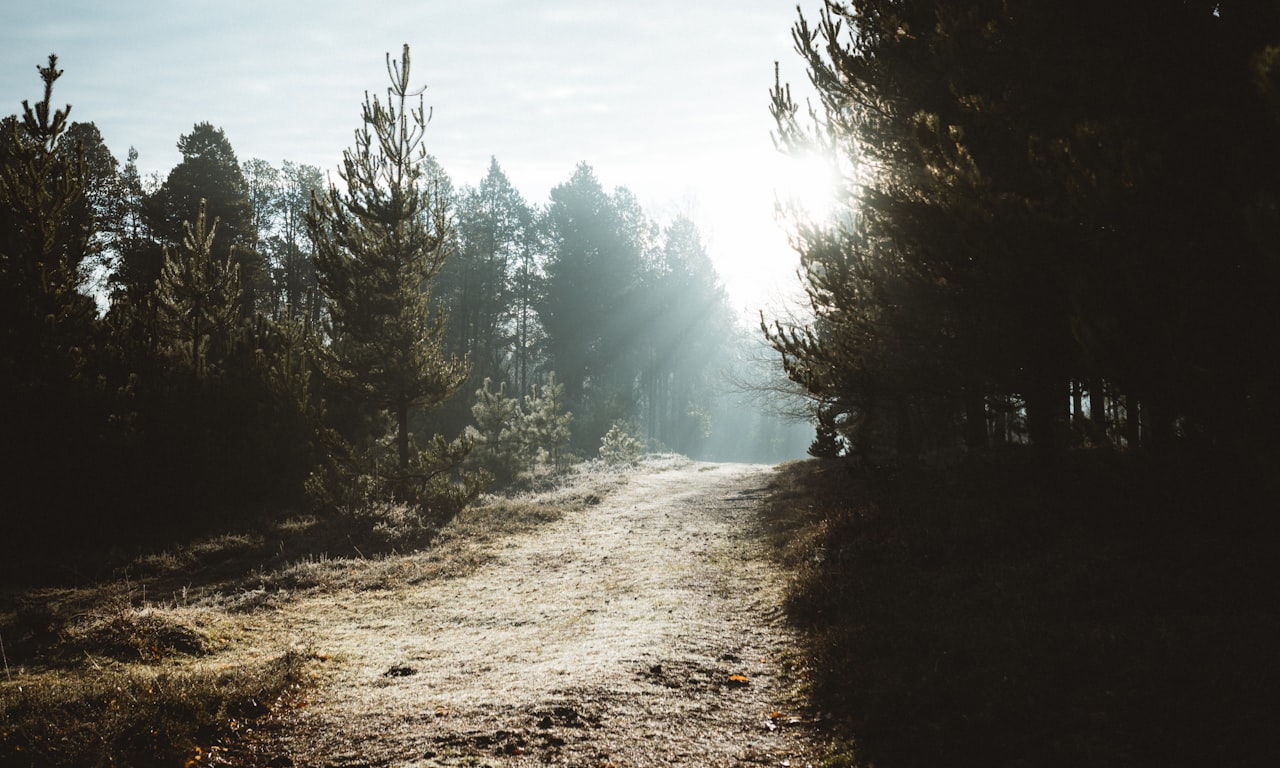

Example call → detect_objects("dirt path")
236 461 818 767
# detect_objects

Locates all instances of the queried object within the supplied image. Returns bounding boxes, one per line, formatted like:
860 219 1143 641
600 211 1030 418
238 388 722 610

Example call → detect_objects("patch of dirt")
228 461 820 767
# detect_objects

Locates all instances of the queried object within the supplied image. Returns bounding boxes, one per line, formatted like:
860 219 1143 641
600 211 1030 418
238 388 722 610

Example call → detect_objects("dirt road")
236 460 818 767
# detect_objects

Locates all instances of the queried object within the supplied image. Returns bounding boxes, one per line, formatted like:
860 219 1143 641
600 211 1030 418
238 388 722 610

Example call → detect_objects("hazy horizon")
0 0 823 318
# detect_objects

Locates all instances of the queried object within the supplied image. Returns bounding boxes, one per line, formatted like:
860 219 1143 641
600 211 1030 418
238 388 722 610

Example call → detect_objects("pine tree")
155 199 242 377
466 377 524 484
521 372 573 471
767 2 1280 456
598 423 643 467
0 55 98 356
307 45 471 501
0 54 105 533
146 123 262 316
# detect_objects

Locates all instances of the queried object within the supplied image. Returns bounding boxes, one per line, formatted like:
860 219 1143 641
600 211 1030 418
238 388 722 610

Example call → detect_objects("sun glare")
773 149 843 224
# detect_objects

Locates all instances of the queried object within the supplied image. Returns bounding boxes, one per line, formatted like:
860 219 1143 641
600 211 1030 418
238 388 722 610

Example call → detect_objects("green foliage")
0 56 337 563
522 371 573 471
0 55 98 368
598 422 643 467
767 1 1280 456
807 406 844 459
307 45 471 502
144 122 263 315
155 198 243 376
466 372 574 485
466 377 525 484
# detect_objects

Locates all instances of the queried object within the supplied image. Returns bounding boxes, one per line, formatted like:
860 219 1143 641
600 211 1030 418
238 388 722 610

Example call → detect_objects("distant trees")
146 122 263 316
431 157 538 437
443 157 531 380
636 215 736 454
766 1 1280 458
435 159 758 462
273 162 325 318
0 44 807 562
537 163 647 430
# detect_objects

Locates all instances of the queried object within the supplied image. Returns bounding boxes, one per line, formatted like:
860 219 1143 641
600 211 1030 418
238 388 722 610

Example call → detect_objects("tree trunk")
964 387 987 449
1025 379 1067 452
1089 379 1107 438
1124 393 1141 449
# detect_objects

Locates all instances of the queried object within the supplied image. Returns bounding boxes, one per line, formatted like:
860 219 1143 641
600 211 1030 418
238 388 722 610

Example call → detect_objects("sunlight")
772 148 843 225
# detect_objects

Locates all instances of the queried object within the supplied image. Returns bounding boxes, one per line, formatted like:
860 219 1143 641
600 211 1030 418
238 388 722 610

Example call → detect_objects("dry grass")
0 460 632 768
1 650 307 767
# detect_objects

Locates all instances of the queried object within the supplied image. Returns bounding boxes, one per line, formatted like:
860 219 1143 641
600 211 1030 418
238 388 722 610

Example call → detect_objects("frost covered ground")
227 458 819 766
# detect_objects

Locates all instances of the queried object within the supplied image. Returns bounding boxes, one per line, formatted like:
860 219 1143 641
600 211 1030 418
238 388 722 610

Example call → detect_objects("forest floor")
1 457 822 767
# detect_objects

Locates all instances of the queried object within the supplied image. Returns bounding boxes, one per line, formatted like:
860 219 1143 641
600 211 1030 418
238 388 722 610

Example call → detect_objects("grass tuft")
65 609 211 663
1 650 307 767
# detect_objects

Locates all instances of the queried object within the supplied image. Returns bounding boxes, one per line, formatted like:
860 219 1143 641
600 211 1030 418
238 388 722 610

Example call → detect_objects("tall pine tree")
307 45 471 502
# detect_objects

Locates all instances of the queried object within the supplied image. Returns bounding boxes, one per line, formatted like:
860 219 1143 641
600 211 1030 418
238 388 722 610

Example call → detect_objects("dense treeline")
0 49 799 565
762 6 1280 764
427 158 765 457
767 1 1280 460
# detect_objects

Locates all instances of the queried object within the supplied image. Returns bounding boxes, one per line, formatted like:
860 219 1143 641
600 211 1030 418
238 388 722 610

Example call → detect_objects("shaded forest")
0 47 805 571
767 1 1280 462
760 3 1280 765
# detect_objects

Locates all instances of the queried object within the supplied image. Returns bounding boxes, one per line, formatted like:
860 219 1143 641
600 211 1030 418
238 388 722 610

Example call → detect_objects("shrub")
598 423 643 466
464 373 574 486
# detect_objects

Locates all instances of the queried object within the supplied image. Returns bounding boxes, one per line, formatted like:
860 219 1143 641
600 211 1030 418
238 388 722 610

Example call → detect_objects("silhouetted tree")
0 55 114 545
767 1 1280 456
146 122 264 316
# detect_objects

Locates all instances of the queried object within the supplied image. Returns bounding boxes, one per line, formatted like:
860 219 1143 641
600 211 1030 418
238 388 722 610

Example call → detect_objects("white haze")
0 0 820 320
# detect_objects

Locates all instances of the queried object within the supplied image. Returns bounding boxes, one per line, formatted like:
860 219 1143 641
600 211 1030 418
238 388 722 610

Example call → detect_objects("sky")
0 0 824 319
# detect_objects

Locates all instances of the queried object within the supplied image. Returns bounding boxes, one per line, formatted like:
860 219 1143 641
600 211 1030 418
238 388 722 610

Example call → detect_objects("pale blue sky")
1 0 820 315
